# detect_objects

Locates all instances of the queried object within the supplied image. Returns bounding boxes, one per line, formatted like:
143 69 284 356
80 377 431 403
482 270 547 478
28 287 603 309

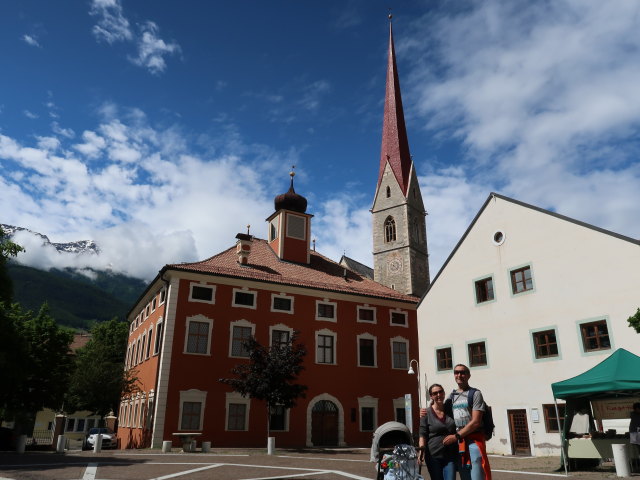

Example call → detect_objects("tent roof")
552 348 640 399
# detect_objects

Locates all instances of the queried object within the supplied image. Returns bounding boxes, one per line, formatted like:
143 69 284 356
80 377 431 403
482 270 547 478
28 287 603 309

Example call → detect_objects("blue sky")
2 0 640 280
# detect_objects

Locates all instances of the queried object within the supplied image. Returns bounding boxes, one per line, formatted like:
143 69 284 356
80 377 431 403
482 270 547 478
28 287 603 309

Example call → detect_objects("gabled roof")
339 254 374 280
378 21 412 197
166 238 417 304
420 192 640 304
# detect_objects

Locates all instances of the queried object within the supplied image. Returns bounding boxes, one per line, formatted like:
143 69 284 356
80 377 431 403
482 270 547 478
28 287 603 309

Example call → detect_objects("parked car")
83 428 116 450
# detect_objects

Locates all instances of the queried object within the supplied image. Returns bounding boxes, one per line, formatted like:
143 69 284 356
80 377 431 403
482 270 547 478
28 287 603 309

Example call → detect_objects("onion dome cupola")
266 168 313 264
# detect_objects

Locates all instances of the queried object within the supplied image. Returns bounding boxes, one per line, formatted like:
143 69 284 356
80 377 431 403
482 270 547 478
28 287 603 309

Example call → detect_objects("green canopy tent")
551 348 640 472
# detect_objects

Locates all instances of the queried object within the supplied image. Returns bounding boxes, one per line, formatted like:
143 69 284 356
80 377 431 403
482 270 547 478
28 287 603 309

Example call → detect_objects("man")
442 364 491 480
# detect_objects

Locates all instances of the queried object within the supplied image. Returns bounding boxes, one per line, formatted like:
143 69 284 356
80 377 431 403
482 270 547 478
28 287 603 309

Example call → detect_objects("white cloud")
73 130 106 158
23 110 38 119
22 34 41 48
130 21 181 75
51 122 75 139
89 0 132 44
298 80 331 112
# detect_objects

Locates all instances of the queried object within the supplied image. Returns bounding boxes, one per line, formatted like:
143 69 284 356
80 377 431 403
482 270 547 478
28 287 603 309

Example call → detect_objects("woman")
419 383 457 480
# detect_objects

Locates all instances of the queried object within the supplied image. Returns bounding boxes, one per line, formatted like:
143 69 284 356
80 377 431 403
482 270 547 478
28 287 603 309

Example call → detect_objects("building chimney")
235 233 253 265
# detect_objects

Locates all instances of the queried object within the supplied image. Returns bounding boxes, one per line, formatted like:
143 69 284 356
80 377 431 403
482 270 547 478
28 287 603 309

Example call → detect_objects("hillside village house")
117 21 430 449
417 193 640 456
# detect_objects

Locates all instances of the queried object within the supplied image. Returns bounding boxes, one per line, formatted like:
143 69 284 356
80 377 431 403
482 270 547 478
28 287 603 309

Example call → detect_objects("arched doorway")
311 400 339 446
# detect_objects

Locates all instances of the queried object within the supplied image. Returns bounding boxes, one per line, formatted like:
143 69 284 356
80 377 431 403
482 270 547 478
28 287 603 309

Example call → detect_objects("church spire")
378 17 412 197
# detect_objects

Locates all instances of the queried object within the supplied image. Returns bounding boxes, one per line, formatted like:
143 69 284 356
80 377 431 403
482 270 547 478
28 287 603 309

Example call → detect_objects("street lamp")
408 359 422 408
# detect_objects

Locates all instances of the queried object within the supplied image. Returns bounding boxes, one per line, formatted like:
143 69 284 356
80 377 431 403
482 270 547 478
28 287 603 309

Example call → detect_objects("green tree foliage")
628 308 640 334
219 333 307 435
0 226 25 305
66 318 138 417
0 304 74 423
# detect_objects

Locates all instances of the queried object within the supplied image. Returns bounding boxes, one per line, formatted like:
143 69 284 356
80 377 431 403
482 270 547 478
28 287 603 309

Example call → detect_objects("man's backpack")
450 387 495 441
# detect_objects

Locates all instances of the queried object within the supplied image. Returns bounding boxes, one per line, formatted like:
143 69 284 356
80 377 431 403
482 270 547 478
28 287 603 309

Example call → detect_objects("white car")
83 428 116 450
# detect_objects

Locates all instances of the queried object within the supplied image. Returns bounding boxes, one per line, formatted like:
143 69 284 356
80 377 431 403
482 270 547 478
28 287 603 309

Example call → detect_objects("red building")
117 20 427 449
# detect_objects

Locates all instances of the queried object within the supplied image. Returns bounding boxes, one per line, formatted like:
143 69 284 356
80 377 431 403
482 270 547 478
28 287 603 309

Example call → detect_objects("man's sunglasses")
453 370 468 375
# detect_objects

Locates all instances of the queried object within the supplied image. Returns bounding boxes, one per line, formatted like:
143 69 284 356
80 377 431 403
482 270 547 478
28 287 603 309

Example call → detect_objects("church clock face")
388 257 403 274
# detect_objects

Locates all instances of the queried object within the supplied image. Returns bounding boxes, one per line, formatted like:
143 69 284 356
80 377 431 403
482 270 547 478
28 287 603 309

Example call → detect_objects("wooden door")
508 409 531 456
311 400 338 446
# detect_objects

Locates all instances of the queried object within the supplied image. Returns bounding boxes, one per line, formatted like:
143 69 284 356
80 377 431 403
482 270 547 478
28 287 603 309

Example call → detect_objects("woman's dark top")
419 405 457 460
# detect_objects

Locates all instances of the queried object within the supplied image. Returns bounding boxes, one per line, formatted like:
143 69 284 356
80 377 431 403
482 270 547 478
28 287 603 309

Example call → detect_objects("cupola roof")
274 169 308 213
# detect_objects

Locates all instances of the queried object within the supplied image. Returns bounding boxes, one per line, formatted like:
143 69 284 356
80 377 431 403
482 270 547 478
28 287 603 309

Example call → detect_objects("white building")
417 192 640 456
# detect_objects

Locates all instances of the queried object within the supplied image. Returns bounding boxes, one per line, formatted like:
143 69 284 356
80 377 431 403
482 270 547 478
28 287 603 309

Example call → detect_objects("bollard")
202 441 211 453
16 434 27 454
267 436 275 455
56 435 66 453
612 443 631 477
93 434 102 453
162 440 172 453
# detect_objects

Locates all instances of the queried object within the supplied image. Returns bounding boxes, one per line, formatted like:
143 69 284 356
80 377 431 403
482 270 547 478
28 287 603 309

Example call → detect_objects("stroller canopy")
370 421 413 462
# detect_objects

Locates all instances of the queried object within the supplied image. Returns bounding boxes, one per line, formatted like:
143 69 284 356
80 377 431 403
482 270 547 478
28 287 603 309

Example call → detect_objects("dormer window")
384 217 396 242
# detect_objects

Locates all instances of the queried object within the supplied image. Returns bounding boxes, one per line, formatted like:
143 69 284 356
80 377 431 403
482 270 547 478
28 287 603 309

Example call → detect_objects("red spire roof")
378 20 412 197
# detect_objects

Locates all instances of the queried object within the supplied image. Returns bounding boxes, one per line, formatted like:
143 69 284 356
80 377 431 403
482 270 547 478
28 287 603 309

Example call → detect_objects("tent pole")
554 398 568 477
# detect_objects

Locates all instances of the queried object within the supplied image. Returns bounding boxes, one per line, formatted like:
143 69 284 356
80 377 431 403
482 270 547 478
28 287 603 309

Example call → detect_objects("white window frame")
153 317 164 356
390 336 409 370
189 282 216 305
146 326 153 359
178 389 207 431
315 328 337 365
271 293 294 314
159 288 166 305
389 309 408 327
357 333 377 368
183 314 214 356
269 323 293 348
357 305 377 324
225 391 250 431
140 332 147 363
316 299 337 322
269 217 279 241
232 287 257 309
286 212 306 240
358 395 379 432
229 319 256 358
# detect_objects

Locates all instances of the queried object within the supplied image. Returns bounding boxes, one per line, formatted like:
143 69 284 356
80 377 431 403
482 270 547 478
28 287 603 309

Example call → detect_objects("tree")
219 333 307 437
0 304 74 429
66 318 138 417
628 308 640 334
0 226 24 305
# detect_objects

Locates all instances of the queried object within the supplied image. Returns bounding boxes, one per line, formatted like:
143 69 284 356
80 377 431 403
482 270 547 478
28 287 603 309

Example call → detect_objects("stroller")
370 422 423 480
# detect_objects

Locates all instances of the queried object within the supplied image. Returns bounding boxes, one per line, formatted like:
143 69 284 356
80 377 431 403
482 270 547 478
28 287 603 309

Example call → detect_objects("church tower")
372 18 429 297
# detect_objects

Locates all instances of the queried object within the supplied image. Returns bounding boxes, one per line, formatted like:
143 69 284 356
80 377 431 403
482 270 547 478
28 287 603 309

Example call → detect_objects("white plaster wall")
418 196 640 456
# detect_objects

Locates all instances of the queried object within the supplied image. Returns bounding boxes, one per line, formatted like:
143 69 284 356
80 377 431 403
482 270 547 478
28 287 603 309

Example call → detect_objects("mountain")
1 224 99 255
8 263 147 330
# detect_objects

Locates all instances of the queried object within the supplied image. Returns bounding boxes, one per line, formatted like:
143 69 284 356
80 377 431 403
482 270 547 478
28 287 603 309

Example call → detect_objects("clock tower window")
384 217 396 243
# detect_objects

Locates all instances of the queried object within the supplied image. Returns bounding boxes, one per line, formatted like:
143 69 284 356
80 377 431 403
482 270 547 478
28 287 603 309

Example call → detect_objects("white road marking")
277 455 369 463
492 469 567 477
150 464 223 479
82 463 98 480
239 472 327 480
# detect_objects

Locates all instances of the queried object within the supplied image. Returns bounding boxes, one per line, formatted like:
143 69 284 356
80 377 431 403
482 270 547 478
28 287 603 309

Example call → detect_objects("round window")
493 230 505 246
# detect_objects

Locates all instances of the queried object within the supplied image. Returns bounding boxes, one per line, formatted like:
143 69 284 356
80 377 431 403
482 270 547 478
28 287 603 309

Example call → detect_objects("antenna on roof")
312 238 316 251
247 224 251 235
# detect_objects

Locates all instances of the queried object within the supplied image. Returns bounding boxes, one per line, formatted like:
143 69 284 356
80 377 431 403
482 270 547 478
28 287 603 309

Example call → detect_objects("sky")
2 0 640 281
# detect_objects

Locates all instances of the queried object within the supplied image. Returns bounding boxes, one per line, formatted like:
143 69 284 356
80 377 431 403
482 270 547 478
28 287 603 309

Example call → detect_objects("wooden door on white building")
508 409 531 456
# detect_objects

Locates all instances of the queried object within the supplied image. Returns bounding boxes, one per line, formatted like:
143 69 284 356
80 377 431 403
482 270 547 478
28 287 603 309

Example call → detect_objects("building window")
361 407 375 431
269 218 278 241
180 402 201 430
358 336 376 367
390 311 407 326
286 214 306 240
151 297 157 311
271 294 293 313
145 328 153 359
357 306 376 323
270 405 288 431
475 277 494 303
189 283 215 304
386 186 391 198
532 329 559 359
316 330 336 364
384 216 396 242
227 404 247 431
543 404 565 433
316 300 337 322
271 329 290 348
580 320 611 352
391 339 408 369
436 347 453 371
185 317 212 355
510 266 533 294
233 289 256 309
154 319 164 355
145 305 150 318
231 325 253 357
396 407 406 424
160 289 166 304
468 341 487 367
